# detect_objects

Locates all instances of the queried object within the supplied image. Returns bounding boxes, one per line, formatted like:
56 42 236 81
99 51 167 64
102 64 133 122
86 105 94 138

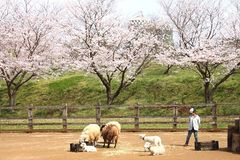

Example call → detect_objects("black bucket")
70 143 81 152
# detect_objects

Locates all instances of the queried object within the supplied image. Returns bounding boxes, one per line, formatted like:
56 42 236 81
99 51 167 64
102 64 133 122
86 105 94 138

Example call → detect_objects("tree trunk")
106 85 125 105
107 96 114 105
7 87 17 109
163 65 173 75
9 94 17 107
3 72 35 109
106 87 113 105
204 81 213 104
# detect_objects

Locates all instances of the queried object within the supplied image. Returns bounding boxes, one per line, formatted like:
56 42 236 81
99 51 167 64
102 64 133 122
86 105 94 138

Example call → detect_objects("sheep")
79 124 100 146
100 121 121 144
80 142 97 152
144 142 151 152
105 121 121 134
149 145 165 155
101 124 119 148
139 134 162 146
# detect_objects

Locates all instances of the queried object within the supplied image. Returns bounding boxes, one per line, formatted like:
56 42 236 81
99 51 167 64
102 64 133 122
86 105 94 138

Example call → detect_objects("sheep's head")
139 134 146 140
100 125 106 132
80 142 86 148
80 134 89 142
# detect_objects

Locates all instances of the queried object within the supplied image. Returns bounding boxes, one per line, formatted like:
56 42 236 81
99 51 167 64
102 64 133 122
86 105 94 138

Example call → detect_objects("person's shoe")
183 144 188 147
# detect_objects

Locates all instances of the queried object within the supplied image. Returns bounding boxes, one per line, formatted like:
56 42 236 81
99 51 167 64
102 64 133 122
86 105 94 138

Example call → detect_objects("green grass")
0 64 239 116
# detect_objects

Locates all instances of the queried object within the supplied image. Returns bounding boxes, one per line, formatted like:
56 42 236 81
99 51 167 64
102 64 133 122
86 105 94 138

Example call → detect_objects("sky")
115 0 163 19
45 0 164 20
48 0 231 20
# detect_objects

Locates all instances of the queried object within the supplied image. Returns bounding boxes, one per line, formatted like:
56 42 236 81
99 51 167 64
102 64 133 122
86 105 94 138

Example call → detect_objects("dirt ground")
0 131 239 160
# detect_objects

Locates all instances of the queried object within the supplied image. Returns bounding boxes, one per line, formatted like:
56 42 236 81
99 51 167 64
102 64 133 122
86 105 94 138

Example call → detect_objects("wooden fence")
0 103 239 132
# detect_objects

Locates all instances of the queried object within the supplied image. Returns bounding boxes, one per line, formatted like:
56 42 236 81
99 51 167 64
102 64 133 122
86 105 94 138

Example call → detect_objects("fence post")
173 105 178 130
134 103 140 130
96 104 101 126
62 104 68 132
212 103 217 130
28 104 33 132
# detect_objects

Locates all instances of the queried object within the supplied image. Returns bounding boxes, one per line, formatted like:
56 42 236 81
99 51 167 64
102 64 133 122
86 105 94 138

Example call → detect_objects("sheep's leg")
94 137 98 146
158 140 162 146
107 141 110 148
114 136 118 148
103 139 106 148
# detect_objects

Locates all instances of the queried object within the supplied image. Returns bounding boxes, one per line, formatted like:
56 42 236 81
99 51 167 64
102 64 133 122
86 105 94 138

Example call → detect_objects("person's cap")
189 108 194 113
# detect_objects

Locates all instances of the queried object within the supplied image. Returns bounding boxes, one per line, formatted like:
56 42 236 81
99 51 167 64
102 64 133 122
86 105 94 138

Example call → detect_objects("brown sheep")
101 124 119 148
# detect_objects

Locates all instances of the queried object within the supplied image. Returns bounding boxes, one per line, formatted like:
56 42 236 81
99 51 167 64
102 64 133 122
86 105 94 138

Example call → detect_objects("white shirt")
188 114 201 131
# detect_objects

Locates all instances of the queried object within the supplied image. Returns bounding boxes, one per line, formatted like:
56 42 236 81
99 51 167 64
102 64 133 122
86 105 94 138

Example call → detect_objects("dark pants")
185 129 198 145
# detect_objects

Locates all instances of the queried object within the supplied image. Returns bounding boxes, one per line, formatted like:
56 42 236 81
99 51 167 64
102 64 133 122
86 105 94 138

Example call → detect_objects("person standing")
184 107 201 146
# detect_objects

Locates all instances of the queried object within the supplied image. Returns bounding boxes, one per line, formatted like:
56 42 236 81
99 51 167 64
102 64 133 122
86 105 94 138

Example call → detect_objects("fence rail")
0 103 239 132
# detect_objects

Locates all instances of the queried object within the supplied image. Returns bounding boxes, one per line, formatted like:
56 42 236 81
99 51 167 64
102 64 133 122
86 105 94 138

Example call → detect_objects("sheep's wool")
149 145 165 155
80 124 100 145
106 121 121 133
144 142 151 152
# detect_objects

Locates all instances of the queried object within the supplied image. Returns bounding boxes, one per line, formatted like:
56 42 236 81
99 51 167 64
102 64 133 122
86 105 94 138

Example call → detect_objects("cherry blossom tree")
144 19 174 75
64 0 167 105
224 1 240 70
160 0 240 103
0 0 62 108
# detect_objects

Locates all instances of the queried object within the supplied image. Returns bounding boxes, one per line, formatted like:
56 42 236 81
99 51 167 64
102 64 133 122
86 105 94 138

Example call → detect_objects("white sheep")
105 121 121 133
149 145 165 155
80 142 97 152
144 142 151 152
139 134 162 146
79 124 100 146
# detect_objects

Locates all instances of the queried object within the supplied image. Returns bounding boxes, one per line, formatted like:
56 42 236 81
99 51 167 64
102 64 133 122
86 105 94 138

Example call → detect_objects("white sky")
42 0 232 21
114 0 162 19
46 0 163 19
49 0 231 19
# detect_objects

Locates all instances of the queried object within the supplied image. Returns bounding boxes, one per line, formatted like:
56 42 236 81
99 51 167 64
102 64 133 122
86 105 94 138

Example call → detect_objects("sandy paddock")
0 131 239 160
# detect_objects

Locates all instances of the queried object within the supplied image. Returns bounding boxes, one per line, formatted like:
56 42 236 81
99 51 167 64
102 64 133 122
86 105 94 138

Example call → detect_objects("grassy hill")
0 64 240 107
